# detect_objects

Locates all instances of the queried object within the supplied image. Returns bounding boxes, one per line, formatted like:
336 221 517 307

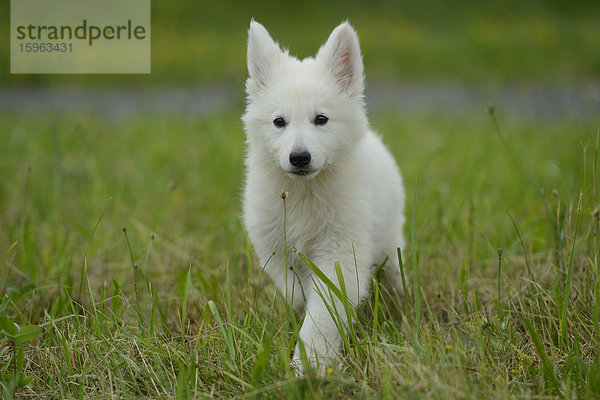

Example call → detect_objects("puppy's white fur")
242 20 406 369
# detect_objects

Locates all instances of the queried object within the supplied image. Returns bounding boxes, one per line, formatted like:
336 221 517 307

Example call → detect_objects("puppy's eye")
273 117 287 128
314 114 329 126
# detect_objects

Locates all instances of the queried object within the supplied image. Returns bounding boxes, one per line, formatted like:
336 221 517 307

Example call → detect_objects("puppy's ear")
316 22 364 96
247 20 282 90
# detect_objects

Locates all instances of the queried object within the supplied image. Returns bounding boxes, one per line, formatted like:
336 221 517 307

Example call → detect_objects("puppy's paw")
290 358 304 377
292 347 338 377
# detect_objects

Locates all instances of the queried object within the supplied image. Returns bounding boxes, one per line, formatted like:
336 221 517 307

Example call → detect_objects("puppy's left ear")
316 22 364 96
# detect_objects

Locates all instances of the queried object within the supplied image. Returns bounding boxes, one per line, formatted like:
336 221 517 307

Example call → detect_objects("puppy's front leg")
291 254 367 373
291 293 345 374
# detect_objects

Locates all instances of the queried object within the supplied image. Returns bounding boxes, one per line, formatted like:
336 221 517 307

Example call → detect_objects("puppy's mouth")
286 169 320 179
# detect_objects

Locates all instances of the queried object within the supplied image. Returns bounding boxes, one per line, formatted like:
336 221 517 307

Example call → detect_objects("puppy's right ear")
247 20 282 90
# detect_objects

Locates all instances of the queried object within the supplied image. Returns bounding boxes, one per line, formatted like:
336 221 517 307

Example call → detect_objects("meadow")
2 0 600 398
1 107 598 398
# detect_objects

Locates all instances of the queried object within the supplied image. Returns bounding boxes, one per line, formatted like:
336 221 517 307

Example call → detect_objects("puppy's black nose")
289 151 311 168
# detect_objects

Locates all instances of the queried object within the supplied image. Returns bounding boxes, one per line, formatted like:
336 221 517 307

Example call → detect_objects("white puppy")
242 20 406 370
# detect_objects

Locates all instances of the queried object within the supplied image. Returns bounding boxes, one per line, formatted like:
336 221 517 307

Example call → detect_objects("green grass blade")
309 275 350 357
559 190 583 350
372 277 381 343
181 264 191 345
334 261 358 344
208 300 235 365
122 227 145 334
0 241 18 298
297 252 343 301
251 336 272 387
497 248 503 322
506 211 535 282
523 316 561 394
411 181 421 340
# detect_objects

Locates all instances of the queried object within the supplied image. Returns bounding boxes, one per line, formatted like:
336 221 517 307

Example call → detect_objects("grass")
1 108 599 398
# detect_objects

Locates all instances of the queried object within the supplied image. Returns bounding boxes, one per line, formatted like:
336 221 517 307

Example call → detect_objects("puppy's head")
242 20 368 180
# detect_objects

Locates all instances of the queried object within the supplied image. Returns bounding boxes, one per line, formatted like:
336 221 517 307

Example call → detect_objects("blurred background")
1 0 599 118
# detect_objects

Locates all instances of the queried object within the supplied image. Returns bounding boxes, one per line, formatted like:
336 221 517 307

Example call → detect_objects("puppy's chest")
262 195 335 251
